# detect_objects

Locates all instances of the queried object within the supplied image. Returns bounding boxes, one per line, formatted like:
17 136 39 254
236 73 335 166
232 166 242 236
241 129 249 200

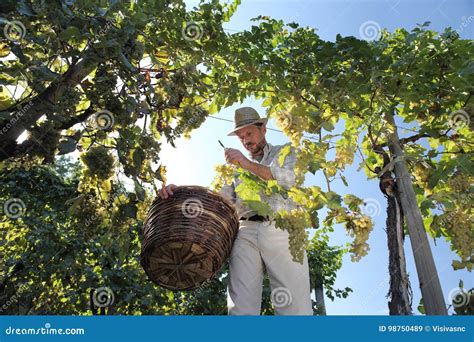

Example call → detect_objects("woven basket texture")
141 186 239 291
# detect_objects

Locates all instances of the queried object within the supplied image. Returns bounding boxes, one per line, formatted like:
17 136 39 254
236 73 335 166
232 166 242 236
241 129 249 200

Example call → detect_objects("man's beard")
247 139 266 158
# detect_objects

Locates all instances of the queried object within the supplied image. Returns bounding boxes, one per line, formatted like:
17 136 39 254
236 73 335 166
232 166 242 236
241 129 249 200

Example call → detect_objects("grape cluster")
344 214 373 262
441 209 473 263
275 209 310 264
173 106 208 138
335 146 355 167
211 164 236 191
124 39 145 62
275 112 306 147
28 122 60 162
448 173 471 193
81 146 115 180
294 148 313 185
57 89 82 117
89 65 117 105
412 163 431 189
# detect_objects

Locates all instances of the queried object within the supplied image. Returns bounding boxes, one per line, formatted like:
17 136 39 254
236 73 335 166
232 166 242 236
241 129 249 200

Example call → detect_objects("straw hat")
227 107 268 136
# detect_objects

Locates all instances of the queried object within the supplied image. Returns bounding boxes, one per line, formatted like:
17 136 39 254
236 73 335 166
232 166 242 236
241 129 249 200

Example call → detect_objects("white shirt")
219 143 299 219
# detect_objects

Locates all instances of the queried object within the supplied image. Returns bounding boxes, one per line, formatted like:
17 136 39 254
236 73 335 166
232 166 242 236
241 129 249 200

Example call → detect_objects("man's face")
235 124 267 154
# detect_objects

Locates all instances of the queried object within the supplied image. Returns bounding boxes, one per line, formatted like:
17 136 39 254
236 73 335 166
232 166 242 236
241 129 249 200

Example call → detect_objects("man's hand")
158 184 177 199
225 148 250 168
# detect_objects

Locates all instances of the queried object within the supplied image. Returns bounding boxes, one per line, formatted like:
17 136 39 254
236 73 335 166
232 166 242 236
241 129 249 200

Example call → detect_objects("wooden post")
314 281 327 315
384 111 447 315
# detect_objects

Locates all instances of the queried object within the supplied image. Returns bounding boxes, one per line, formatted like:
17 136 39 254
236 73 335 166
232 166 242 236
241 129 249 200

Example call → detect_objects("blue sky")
161 0 474 315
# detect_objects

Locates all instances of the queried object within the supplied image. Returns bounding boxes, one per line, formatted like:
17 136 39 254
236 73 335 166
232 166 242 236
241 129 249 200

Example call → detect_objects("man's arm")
229 145 298 189
240 159 273 180
224 146 298 189
224 148 274 181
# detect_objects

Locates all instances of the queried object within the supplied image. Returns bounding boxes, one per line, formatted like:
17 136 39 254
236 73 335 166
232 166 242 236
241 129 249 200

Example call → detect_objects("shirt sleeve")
269 145 297 189
218 183 236 203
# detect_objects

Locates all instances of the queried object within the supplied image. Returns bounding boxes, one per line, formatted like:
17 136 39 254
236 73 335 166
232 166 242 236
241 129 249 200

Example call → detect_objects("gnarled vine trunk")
386 193 412 315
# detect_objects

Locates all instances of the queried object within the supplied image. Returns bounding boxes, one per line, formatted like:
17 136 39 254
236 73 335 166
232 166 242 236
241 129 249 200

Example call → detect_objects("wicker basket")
141 186 239 291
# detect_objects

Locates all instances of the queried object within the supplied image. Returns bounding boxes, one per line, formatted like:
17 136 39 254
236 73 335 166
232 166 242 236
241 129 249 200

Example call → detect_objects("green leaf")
417 297 425 314
420 199 435 216
343 194 363 211
322 120 334 132
132 147 145 171
17 0 35 16
278 145 291 167
121 203 138 219
452 260 465 271
309 160 322 174
235 182 261 201
310 209 319 229
30 65 59 82
340 174 348 187
154 165 164 182
119 52 136 72
57 138 77 155
134 179 145 201
324 191 342 210
59 26 81 42
243 200 272 216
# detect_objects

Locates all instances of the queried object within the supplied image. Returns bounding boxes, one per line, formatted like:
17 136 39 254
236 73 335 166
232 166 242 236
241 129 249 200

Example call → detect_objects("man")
158 107 313 315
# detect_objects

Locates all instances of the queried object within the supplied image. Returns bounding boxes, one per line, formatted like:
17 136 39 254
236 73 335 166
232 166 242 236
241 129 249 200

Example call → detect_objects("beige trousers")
227 220 313 315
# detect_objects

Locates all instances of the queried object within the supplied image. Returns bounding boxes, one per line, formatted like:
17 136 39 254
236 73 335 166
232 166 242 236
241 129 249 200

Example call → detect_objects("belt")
240 215 269 222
